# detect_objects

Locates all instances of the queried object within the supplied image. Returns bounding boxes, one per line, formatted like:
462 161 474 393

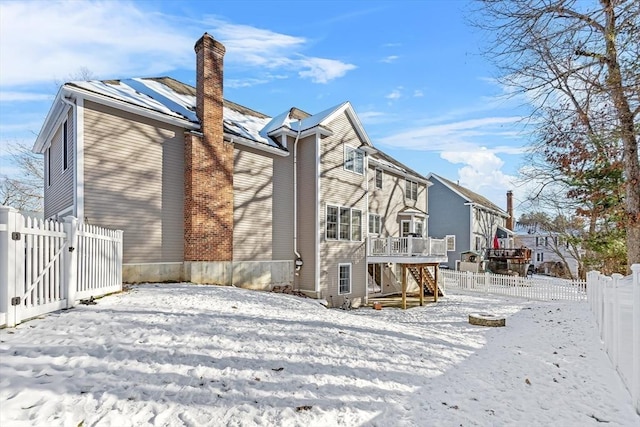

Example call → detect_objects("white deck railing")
367 236 446 257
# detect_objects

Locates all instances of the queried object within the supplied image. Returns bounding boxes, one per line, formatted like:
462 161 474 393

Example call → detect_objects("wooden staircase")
407 265 444 297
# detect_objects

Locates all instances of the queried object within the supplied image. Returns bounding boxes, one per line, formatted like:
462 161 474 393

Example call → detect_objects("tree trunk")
602 0 640 269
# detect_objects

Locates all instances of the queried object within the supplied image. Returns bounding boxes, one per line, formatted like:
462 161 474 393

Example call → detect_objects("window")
46 147 51 186
405 180 418 201
475 236 482 250
62 120 68 171
327 205 362 241
338 263 351 294
326 206 338 239
340 207 351 240
369 214 382 234
535 237 540 246
344 146 364 174
544 236 549 246
446 235 456 251
375 168 383 189
414 220 423 237
401 220 411 237
351 209 362 241
537 252 544 262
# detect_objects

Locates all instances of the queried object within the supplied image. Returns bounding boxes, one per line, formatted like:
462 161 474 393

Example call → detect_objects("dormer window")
344 146 364 174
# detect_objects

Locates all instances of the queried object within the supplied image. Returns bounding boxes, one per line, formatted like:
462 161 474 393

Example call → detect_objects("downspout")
293 121 303 282
364 150 369 304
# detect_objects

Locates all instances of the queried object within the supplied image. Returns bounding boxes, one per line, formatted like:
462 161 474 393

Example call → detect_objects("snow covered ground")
0 284 638 427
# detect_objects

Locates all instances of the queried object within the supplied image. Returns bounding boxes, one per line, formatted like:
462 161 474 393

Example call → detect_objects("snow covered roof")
370 149 426 182
67 77 282 151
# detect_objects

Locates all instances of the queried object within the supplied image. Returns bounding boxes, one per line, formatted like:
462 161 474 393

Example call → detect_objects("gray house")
427 173 514 269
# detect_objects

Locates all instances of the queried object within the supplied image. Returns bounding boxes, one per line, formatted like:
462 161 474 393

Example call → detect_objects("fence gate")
1 207 123 328
6 211 68 326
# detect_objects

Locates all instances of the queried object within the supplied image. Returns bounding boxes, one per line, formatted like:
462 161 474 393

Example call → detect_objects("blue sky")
0 0 532 215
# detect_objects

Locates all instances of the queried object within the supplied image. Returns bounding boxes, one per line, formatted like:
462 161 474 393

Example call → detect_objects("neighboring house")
33 33 448 307
514 225 583 279
426 174 514 269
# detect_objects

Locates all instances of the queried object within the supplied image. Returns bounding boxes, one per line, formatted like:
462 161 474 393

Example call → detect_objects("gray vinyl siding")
44 110 74 218
319 112 367 304
83 100 184 264
233 145 273 261
295 134 318 293
427 179 470 268
368 166 428 237
272 147 294 260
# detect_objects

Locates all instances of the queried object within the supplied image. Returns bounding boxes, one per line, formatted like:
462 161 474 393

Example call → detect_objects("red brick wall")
184 33 233 261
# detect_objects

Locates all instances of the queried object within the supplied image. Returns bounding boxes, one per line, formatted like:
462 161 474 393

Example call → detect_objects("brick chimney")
184 33 233 263
506 190 514 230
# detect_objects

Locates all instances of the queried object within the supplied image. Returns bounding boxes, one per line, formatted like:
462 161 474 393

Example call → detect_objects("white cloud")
0 92 53 102
296 57 357 84
0 1 194 87
358 111 386 124
226 78 270 89
380 55 399 63
379 116 523 151
441 147 519 212
0 2 356 89
386 87 402 100
413 90 424 98
206 18 356 84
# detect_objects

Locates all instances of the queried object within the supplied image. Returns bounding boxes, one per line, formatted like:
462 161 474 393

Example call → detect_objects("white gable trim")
320 102 373 147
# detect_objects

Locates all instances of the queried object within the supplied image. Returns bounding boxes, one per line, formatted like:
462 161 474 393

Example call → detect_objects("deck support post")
419 265 424 306
401 265 407 310
434 264 439 302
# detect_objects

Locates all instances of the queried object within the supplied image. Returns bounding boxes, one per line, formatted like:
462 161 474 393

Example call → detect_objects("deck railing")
367 236 446 257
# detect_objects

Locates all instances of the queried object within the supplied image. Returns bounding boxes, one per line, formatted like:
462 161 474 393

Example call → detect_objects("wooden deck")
367 294 437 309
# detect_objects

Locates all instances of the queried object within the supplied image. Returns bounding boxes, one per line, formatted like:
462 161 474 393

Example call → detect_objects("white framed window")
62 120 68 171
369 214 382 234
446 235 456 251
414 220 423 237
405 179 418 201
339 207 351 240
475 236 482 250
326 205 362 241
401 220 411 237
338 263 351 295
344 146 364 174
537 252 544 262
351 209 362 241
326 206 338 239
375 168 383 189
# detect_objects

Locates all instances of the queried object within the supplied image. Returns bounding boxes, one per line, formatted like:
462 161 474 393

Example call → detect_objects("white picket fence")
439 269 587 301
587 266 640 414
0 207 123 327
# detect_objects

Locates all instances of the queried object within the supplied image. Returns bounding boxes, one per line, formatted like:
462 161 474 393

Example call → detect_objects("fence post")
0 207 20 327
610 273 623 370
64 216 79 308
631 264 640 414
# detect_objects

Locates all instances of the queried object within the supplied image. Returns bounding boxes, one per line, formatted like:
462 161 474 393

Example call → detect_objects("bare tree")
2 67 97 213
474 0 639 271
1 141 44 211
